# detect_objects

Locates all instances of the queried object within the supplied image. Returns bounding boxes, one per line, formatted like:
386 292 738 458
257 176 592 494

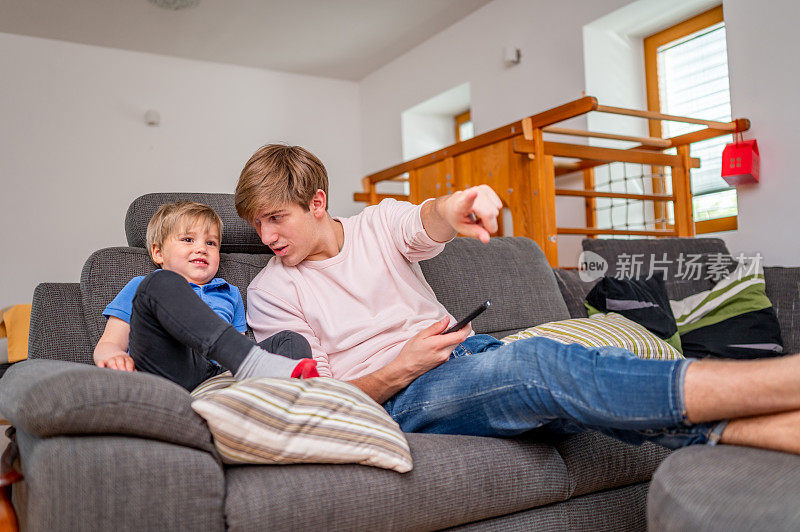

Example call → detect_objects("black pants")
129 270 311 391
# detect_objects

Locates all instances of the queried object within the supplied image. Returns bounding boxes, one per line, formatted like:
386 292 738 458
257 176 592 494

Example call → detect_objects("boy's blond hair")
235 144 329 224
145 202 223 263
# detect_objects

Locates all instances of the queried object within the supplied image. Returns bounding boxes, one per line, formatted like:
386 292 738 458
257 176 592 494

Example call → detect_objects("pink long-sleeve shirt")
247 199 456 380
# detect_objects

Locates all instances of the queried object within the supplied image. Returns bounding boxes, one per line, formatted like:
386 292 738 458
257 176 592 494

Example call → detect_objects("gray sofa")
1 193 798 530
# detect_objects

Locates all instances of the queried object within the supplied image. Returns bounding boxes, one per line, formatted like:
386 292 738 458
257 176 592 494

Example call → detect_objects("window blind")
657 22 737 220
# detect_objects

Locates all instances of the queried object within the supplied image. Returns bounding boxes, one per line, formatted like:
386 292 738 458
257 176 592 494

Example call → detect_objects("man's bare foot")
721 409 800 455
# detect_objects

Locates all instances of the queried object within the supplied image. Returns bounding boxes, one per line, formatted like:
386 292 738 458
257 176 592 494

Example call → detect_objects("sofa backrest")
77 239 569 349
420 237 570 338
582 237 732 300
33 192 571 362
553 238 735 320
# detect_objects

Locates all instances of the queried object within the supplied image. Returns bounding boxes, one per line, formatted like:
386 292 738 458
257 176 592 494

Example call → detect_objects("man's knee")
499 337 577 375
258 330 311 360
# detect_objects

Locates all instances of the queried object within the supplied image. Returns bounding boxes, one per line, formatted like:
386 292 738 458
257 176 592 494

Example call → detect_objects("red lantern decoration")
721 134 760 185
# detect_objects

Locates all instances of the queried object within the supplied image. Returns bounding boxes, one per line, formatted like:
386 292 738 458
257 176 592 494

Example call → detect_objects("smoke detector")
148 0 201 10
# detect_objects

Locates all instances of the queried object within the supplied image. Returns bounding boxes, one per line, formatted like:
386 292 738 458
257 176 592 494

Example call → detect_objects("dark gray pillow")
125 192 270 254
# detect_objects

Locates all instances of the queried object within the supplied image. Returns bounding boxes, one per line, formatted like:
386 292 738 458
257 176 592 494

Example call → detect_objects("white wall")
402 114 455 161
360 0 800 267
360 0 633 266
401 82 469 161
362 0 638 173
0 32 361 306
721 0 800 265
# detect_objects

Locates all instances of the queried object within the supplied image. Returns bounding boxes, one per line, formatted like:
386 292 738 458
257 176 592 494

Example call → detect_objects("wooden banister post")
528 128 558 265
361 176 378 206
408 170 420 204
583 168 597 238
671 145 695 236
652 165 667 230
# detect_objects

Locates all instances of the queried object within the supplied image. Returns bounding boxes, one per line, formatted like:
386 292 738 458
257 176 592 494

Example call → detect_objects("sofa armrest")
29 283 93 364
14 430 225 531
0 360 215 455
764 266 800 354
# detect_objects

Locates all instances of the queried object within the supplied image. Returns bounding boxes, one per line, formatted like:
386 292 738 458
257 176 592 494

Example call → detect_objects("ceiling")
0 0 493 80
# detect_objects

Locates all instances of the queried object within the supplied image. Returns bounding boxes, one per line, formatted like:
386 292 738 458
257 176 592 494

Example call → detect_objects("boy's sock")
234 346 318 380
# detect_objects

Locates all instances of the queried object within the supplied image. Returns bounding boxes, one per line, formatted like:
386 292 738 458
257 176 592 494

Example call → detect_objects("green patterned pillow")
669 257 783 358
501 312 684 360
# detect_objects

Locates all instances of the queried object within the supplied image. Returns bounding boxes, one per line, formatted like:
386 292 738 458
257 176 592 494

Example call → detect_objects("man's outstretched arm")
349 186 502 403
348 318 472 404
421 185 503 243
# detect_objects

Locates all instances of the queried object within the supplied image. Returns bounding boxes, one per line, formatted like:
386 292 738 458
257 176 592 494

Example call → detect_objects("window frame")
644 4 737 234
454 110 472 143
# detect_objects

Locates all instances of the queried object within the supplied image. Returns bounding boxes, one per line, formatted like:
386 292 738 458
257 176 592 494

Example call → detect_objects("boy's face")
151 219 221 285
252 191 329 267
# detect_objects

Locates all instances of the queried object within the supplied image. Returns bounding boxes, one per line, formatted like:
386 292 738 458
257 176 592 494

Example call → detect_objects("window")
644 5 737 233
454 110 474 142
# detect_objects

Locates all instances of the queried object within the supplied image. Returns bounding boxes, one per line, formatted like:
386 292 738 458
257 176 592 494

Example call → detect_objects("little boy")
93 201 318 391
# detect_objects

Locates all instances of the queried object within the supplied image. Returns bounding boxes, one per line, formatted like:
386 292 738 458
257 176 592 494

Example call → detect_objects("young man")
236 144 800 454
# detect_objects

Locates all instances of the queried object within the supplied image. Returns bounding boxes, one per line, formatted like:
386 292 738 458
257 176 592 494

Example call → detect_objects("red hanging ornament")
721 130 760 185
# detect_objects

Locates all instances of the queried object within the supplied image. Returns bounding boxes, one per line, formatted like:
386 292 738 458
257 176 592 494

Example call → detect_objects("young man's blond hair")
235 144 329 224
145 201 223 263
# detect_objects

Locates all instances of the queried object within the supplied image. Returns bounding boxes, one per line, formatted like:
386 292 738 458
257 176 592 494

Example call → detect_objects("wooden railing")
355 96 749 266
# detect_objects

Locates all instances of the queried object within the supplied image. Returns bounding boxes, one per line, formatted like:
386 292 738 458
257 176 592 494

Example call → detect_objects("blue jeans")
382 334 727 449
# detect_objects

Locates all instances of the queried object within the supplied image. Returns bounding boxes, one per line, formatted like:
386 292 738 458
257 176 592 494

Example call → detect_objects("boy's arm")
421 185 503 243
93 317 135 371
231 287 248 333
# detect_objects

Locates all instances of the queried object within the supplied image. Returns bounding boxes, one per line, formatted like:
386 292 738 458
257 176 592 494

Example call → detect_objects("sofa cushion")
125 192 269 254
0 359 216 454
551 431 672 498
449 483 650 531
421 237 570 336
80 247 270 344
223 433 571 531
648 445 800 530
81 247 155 344
500 313 683 360
582 237 731 300
191 374 412 472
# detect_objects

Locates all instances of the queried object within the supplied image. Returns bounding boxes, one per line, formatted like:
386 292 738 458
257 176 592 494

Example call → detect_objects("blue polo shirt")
103 272 247 333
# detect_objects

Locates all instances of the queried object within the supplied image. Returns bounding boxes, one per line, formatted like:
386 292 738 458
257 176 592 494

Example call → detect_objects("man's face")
151 219 221 285
252 198 324 267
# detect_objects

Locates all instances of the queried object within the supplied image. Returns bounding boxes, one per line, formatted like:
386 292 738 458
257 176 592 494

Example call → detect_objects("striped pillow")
190 373 412 473
500 312 683 360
